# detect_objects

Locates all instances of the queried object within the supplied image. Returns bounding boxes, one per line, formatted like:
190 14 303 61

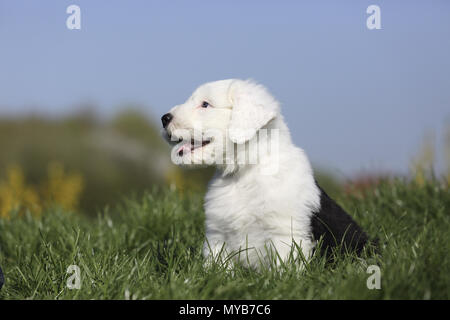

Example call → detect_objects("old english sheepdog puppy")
162 79 371 269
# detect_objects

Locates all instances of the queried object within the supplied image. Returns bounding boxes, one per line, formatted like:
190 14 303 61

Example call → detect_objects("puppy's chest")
204 177 286 231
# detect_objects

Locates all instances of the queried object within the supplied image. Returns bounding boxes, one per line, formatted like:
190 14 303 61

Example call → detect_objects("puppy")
162 79 370 269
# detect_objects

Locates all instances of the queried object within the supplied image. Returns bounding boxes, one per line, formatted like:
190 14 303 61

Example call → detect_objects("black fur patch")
311 184 369 257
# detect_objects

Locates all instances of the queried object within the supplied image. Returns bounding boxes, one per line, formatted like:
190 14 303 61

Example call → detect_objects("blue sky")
0 0 449 177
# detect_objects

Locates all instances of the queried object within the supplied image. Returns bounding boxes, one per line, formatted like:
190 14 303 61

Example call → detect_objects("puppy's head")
162 79 279 166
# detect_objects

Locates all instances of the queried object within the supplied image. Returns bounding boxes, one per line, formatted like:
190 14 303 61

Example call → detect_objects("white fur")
165 79 321 269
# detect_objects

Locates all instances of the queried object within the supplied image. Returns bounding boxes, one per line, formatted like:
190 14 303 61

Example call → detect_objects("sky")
0 0 449 178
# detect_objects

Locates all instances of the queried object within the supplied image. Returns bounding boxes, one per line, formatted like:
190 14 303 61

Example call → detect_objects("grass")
0 179 449 300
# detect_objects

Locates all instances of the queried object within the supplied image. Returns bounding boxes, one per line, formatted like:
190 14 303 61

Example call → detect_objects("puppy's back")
311 184 372 257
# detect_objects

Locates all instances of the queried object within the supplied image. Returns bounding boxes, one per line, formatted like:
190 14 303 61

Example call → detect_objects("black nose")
161 113 173 128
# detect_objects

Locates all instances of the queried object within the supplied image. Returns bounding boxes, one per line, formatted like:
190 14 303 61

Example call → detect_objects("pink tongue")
177 143 191 154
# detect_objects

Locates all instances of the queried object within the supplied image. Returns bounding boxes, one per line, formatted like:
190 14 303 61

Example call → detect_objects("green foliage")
0 179 448 299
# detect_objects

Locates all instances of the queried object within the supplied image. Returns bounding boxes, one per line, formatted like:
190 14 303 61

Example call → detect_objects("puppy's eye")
201 101 209 108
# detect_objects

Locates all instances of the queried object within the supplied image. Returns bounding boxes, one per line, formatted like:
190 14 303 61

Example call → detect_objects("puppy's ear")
227 80 279 144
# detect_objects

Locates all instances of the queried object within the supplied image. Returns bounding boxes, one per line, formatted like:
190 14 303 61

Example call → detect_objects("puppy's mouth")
176 138 212 157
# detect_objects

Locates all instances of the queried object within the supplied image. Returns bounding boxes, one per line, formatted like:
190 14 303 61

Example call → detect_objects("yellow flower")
43 162 84 211
0 165 41 217
0 162 84 218
410 133 435 186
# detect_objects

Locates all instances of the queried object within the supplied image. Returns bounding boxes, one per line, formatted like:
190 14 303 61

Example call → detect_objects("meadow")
0 178 448 300
0 112 448 299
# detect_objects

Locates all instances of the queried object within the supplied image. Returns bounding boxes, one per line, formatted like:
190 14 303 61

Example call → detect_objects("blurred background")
0 0 449 216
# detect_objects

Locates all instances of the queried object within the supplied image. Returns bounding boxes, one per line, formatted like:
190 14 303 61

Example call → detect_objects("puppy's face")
162 79 279 166
163 79 234 164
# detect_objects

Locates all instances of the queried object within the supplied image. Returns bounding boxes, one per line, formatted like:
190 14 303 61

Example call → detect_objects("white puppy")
162 79 369 269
